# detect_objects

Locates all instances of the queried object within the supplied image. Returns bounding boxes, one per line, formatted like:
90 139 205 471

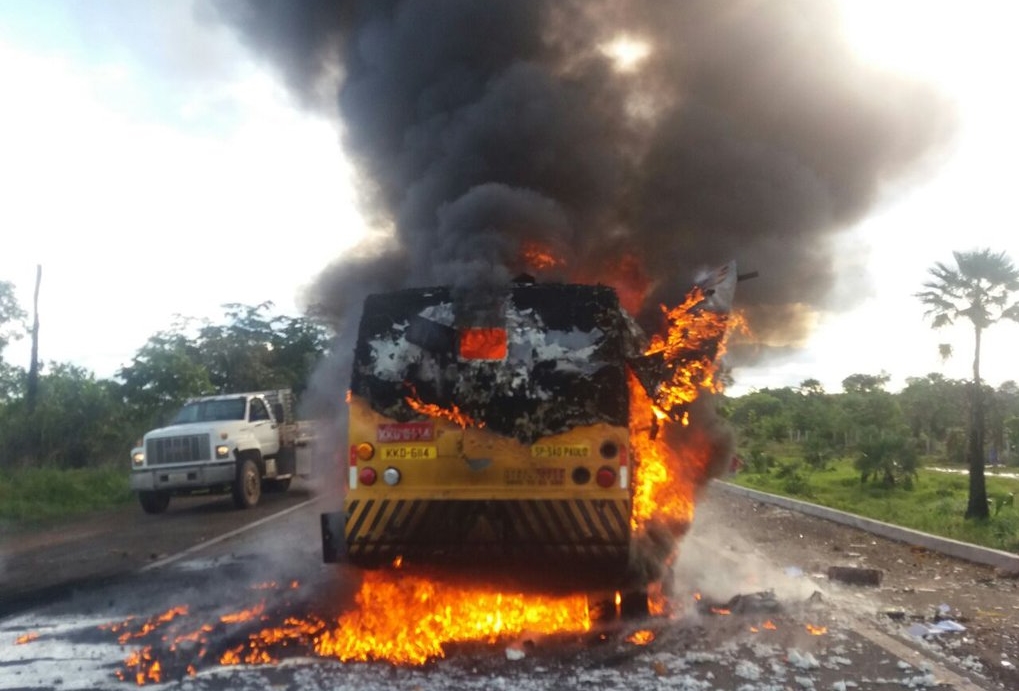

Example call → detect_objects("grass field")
0 466 133 528
729 456 1019 553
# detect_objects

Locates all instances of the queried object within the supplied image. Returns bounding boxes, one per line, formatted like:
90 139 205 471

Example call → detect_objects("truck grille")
146 434 212 465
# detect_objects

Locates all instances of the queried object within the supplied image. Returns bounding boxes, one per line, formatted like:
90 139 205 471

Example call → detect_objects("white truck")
129 389 303 514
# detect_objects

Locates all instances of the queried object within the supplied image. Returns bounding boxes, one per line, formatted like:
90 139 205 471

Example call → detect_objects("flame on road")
218 571 591 667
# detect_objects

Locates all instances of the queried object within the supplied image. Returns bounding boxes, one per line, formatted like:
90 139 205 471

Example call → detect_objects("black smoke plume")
212 0 951 361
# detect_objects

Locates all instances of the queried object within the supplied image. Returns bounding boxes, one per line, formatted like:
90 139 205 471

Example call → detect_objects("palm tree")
916 249 1019 519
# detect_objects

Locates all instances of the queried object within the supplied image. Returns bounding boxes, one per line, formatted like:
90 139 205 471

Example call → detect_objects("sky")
0 0 1016 396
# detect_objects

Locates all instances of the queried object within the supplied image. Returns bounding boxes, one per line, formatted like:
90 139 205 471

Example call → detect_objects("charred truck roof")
350 281 644 444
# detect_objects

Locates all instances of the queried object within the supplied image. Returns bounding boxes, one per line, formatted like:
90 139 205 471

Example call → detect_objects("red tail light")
596 466 616 488
359 467 378 486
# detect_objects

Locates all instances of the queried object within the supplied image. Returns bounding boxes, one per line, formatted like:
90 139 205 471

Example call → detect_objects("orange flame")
710 607 732 616
628 371 702 531
116 646 162 685
763 620 777 630
521 240 566 271
220 602 266 624
15 632 39 645
221 571 591 666
404 384 485 429
573 252 651 314
806 624 828 636
459 327 508 360
103 606 188 645
647 582 669 617
644 286 745 415
626 629 656 645
628 282 744 534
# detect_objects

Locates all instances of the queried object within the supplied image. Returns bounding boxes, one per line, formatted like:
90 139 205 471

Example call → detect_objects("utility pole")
26 264 41 413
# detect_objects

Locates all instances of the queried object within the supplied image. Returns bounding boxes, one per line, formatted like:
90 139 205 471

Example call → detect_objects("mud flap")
320 510 346 564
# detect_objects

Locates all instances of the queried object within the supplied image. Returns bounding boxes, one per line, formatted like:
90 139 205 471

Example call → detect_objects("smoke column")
211 0 950 422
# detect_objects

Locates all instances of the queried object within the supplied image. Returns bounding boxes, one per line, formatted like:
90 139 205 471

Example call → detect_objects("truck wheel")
262 477 292 493
139 491 170 514
233 458 262 509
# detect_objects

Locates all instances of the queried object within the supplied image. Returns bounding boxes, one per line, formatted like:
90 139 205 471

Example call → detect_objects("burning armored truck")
321 263 740 589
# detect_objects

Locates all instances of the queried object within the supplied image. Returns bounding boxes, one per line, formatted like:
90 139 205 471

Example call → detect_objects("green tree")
118 330 215 430
917 248 1019 519
192 302 329 396
0 280 27 401
898 373 967 454
841 372 891 394
0 280 26 355
117 302 330 428
0 363 127 468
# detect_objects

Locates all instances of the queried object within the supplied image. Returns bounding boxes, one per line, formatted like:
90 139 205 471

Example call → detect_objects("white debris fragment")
751 642 781 659
903 673 938 687
685 651 721 664
824 655 852 669
831 681 858 690
959 655 984 672
787 649 820 670
897 661 913 670
504 645 525 661
734 660 762 681
907 623 936 638
795 675 815 688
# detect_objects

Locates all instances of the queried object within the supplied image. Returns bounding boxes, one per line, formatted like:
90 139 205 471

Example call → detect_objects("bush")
746 443 774 474
0 466 132 524
854 428 919 487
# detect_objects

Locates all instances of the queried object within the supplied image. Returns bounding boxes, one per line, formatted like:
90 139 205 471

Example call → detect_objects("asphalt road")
1 479 1015 690
0 458 327 619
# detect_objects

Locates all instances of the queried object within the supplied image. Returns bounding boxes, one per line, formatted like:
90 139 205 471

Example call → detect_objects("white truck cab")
129 390 300 513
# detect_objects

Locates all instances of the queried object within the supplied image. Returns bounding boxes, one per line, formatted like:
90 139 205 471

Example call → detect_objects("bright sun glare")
601 35 650 72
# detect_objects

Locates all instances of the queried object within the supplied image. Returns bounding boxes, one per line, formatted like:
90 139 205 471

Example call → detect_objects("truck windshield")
171 398 246 424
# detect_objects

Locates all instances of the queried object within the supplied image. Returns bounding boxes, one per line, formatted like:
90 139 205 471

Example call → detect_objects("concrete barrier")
715 480 1019 573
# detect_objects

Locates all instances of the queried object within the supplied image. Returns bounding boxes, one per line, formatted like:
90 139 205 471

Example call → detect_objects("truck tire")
139 491 170 514
233 457 262 509
262 477 291 493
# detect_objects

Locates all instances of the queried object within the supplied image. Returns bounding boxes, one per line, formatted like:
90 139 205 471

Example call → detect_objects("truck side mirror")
273 403 285 422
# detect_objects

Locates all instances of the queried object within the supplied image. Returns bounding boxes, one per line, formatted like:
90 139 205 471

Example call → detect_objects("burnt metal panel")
350 283 633 444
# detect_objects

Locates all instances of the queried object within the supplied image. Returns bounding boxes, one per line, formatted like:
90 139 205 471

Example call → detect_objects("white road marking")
139 498 319 572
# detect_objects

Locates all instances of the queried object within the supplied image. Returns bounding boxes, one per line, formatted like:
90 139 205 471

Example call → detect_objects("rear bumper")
322 497 632 571
130 461 235 492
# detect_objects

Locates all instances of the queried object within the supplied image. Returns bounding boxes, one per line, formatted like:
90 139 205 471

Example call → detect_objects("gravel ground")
692 482 1019 689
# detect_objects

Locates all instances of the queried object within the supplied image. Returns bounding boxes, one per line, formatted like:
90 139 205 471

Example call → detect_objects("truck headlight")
215 445 231 459
132 451 145 466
